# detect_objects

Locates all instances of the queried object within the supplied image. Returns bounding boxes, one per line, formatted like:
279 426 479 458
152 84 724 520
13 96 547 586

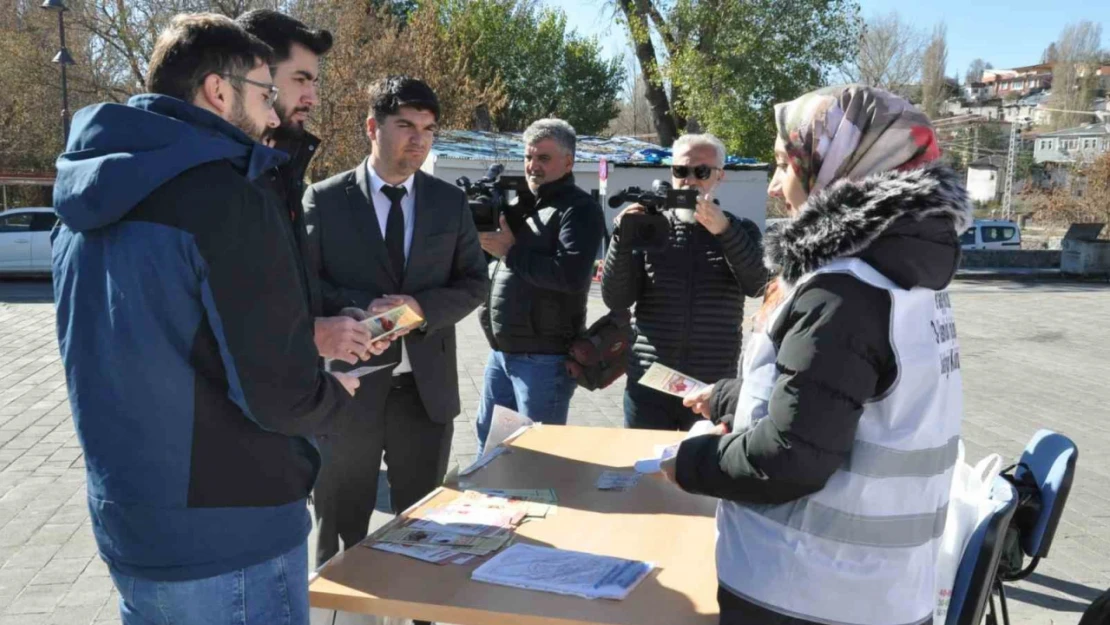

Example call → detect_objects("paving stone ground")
1 277 1108 624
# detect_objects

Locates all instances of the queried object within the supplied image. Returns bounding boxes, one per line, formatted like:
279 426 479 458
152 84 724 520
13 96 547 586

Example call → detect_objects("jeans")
624 377 703 431
108 541 309 625
475 350 577 448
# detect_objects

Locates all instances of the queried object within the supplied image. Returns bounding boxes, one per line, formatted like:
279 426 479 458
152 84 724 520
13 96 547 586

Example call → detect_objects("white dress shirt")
367 163 415 374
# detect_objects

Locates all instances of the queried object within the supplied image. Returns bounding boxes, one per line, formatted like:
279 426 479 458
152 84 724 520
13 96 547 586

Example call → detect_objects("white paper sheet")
346 363 395 378
483 405 535 455
633 443 678 474
471 544 653 600
459 406 537 476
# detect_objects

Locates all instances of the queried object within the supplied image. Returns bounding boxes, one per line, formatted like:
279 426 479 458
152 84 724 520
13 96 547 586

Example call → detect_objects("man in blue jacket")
51 13 370 625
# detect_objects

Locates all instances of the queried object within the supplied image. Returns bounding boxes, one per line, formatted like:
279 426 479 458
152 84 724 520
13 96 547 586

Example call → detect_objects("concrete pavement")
1 277 1108 624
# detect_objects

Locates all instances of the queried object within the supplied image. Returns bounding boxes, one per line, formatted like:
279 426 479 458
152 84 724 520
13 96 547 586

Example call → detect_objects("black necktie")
381 184 407 281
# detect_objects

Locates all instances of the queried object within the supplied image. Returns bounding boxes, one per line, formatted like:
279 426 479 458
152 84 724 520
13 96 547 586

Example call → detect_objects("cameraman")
475 119 605 447
602 133 767 430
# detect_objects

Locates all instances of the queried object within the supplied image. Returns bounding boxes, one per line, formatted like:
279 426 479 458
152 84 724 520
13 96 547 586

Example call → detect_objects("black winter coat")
258 132 323 317
676 165 971 506
601 209 767 384
479 174 606 354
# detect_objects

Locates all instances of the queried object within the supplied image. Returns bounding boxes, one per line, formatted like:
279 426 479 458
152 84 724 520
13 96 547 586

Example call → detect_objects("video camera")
607 180 698 251
455 164 529 232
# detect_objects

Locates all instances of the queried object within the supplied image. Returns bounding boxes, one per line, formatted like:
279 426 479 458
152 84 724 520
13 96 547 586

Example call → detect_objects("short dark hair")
367 76 441 123
235 9 333 63
147 13 273 103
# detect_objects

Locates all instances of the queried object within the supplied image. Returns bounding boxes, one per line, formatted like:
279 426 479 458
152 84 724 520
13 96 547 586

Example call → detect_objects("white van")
960 220 1022 250
0 208 58 275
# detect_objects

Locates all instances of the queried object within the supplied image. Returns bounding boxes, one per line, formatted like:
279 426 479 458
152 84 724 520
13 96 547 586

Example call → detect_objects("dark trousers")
718 586 822 625
313 374 453 565
623 377 702 431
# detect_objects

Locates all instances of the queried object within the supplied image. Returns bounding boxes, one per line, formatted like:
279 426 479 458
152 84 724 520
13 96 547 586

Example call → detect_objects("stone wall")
960 249 1061 268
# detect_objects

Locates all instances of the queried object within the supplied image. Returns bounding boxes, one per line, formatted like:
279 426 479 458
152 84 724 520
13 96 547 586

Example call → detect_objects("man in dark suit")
303 76 488 566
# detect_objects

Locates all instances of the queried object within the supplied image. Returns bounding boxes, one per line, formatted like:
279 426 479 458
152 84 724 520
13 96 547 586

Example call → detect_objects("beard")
265 102 310 145
229 97 265 142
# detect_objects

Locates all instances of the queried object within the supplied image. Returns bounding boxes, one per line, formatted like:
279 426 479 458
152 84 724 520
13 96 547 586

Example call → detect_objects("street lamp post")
41 0 75 148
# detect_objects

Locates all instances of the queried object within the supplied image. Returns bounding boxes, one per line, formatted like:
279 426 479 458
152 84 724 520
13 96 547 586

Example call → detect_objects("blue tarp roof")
430 130 764 167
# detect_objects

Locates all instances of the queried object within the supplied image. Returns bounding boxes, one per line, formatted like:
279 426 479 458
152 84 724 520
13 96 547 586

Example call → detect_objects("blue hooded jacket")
54 94 286 232
53 95 350 581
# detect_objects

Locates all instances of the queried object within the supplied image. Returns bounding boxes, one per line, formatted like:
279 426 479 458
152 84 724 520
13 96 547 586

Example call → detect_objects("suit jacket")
303 160 489 423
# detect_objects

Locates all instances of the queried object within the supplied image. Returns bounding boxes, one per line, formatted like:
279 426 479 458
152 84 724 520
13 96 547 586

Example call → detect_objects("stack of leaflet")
369 489 557 565
471 544 654 600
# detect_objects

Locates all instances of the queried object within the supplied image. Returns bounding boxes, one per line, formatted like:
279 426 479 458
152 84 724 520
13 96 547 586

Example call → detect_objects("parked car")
0 207 59 275
960 219 1022 250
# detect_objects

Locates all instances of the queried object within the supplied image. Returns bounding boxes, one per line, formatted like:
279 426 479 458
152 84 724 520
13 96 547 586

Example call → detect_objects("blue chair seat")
1010 429 1077 564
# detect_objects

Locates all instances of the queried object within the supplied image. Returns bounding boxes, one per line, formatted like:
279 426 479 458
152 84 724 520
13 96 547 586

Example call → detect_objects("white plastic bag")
934 441 1003 625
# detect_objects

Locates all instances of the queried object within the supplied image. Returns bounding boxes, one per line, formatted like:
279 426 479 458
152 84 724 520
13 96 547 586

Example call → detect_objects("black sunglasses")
671 164 719 180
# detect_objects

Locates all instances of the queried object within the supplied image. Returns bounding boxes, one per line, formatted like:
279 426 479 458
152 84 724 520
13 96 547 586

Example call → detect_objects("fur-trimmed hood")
765 165 972 289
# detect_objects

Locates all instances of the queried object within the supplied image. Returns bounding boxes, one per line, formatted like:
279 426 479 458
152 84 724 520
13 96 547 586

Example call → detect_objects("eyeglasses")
219 74 279 109
671 164 719 180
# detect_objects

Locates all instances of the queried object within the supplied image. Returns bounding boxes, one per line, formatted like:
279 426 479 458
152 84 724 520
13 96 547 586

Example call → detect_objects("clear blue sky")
549 0 1109 82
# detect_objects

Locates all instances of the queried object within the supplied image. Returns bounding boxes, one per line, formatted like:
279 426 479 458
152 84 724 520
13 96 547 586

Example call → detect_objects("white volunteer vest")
718 258 962 625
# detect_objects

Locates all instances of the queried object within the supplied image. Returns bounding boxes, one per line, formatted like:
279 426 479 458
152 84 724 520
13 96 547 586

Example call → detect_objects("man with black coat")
474 118 606 447
602 133 767 431
237 9 375 365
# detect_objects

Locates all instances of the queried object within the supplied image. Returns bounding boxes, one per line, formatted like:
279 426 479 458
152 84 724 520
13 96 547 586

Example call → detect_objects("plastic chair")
946 477 1018 625
1000 429 1078 580
974 429 1078 625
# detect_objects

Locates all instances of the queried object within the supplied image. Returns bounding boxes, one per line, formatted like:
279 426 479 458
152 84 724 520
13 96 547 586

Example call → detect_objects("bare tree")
62 0 306 93
1042 42 1059 65
606 56 655 138
309 1 506 179
965 58 991 85
0 0 66 170
920 22 948 117
1050 21 1104 130
839 12 925 98
613 0 681 146
1029 152 1110 228
0 0 499 178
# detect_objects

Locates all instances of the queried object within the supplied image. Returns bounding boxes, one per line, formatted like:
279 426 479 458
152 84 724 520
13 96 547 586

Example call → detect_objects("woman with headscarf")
666 85 972 625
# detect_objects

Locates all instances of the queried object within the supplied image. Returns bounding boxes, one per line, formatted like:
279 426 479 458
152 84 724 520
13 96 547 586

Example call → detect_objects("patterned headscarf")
774 85 942 195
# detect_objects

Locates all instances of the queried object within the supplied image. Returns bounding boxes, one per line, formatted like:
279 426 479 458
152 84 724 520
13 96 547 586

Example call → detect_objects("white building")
963 82 990 102
941 99 1004 121
966 157 1001 203
1033 124 1110 164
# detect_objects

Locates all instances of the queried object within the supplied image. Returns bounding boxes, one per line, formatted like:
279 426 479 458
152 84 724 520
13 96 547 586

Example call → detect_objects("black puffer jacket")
676 165 971 505
480 174 606 354
259 132 323 317
601 209 767 384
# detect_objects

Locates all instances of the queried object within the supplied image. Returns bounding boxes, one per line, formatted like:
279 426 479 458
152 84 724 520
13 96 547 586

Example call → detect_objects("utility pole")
1002 121 1018 221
